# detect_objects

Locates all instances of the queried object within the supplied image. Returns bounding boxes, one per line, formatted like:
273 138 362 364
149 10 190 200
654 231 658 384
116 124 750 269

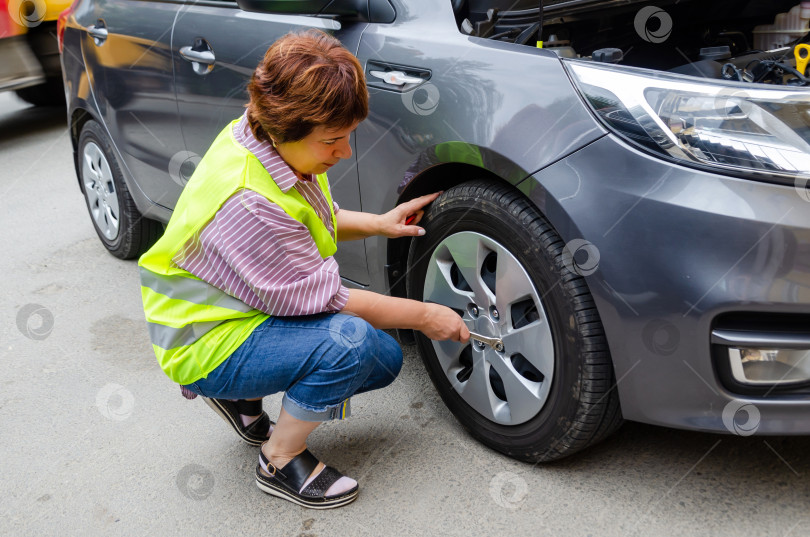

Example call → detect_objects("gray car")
59 0 810 461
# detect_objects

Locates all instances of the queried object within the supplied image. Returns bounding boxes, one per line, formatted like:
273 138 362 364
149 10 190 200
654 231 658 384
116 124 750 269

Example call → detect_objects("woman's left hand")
376 192 442 238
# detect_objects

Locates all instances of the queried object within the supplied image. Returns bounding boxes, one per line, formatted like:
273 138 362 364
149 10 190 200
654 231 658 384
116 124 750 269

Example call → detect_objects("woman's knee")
325 314 379 372
354 330 403 393
323 315 403 389
376 330 403 377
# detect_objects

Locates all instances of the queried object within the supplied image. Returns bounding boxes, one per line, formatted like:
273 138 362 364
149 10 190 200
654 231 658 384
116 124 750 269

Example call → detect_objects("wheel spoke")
444 235 495 307
83 154 99 188
432 339 466 375
424 260 475 312
488 354 545 423
455 352 501 422
85 186 100 208
105 185 120 221
104 204 120 236
501 322 554 375
494 249 537 314
84 149 99 175
101 209 113 237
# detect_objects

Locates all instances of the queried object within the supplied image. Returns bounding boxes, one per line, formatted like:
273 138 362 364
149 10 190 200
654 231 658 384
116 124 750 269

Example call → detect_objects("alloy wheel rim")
82 142 120 240
424 231 554 425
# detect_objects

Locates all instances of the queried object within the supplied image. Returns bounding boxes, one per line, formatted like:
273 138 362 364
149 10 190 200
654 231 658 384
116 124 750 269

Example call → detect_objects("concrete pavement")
1 91 808 537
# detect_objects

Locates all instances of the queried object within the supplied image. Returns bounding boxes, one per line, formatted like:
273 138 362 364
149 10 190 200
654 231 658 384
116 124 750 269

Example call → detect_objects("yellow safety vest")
139 119 338 385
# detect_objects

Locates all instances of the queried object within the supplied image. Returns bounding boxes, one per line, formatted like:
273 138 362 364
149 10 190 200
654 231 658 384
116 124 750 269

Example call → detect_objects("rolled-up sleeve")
174 189 348 316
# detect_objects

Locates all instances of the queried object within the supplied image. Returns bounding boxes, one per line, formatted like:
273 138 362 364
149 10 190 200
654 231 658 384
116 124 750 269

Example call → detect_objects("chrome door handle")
369 70 425 86
179 46 215 65
87 21 108 45
87 26 107 39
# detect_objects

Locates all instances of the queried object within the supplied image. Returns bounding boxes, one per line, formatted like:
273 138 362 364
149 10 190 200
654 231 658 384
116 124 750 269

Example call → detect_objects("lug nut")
470 305 479 317
490 307 499 320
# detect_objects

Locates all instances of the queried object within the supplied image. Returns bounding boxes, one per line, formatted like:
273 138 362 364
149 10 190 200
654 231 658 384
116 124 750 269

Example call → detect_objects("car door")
77 0 186 210
171 1 371 286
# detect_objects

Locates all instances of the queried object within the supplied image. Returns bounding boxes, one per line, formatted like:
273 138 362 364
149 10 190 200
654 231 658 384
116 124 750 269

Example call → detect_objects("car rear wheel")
78 120 162 259
407 180 622 462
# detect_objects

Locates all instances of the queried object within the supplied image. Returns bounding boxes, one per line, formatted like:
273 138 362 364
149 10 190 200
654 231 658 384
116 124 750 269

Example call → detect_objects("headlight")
564 60 810 183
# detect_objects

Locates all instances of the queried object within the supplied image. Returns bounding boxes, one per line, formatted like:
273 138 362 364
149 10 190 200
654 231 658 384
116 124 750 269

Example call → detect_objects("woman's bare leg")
262 407 320 468
261 407 356 496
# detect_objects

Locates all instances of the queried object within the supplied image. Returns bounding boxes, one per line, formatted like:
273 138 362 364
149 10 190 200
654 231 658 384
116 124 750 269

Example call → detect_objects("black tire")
78 120 162 259
407 180 622 462
15 78 65 107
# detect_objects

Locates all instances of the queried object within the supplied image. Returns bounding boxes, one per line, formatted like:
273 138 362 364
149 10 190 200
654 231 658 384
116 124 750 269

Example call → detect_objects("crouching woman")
138 29 469 509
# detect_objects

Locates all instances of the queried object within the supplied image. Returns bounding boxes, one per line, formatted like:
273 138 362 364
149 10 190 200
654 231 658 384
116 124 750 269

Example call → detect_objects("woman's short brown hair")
246 29 368 144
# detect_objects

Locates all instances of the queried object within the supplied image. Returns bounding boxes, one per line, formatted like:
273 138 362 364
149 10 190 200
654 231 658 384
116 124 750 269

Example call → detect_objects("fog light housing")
712 322 810 395
728 348 810 385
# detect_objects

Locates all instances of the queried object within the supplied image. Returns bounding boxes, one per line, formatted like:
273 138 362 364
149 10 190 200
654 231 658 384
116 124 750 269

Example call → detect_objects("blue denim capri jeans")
181 313 404 422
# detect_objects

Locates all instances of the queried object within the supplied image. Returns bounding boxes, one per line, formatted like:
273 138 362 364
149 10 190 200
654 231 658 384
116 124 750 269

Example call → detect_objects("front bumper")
518 133 810 434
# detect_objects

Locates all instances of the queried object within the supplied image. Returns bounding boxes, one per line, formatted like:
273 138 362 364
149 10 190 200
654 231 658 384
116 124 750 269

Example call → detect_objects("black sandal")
202 398 274 446
255 448 358 509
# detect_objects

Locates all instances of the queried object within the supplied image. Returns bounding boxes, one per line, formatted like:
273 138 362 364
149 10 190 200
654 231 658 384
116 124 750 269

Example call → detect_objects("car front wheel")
78 120 162 259
407 180 622 462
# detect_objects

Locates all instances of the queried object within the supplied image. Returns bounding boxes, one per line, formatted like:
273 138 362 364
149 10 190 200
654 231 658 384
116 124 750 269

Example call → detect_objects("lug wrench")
469 332 504 352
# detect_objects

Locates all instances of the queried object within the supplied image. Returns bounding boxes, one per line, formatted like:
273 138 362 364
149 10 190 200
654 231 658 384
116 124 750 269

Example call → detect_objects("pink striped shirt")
172 114 349 316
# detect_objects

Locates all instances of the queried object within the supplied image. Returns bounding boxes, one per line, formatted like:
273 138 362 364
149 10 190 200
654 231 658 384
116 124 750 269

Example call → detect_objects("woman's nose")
334 137 352 159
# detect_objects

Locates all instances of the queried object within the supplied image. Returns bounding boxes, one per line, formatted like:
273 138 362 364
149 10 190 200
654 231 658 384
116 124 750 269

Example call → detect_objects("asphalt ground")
1 91 809 536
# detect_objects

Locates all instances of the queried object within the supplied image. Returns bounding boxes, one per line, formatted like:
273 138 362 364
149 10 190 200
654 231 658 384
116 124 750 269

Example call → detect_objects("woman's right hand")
342 289 470 342
419 303 471 342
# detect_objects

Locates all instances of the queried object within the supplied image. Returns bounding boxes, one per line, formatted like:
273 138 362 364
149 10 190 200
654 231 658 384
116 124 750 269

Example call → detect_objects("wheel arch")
69 107 94 190
69 107 170 223
385 141 563 297
385 154 600 350
386 162 515 300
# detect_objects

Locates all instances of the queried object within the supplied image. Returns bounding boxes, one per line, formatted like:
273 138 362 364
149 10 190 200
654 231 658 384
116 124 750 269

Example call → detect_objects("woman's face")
275 122 359 177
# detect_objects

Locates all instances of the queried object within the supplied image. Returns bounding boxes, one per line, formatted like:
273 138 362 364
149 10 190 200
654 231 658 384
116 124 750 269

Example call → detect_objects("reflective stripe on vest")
139 119 338 384
140 267 254 350
140 267 253 313
146 319 224 350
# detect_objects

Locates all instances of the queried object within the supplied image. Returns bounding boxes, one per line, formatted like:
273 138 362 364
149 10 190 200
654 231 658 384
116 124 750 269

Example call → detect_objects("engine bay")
453 0 810 86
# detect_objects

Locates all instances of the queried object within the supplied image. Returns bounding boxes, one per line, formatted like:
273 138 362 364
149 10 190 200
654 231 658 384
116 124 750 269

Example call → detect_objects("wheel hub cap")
424 231 554 425
81 142 120 240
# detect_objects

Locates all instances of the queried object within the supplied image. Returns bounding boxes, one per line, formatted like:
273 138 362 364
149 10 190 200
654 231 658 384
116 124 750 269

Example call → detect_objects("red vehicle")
1 0 71 105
